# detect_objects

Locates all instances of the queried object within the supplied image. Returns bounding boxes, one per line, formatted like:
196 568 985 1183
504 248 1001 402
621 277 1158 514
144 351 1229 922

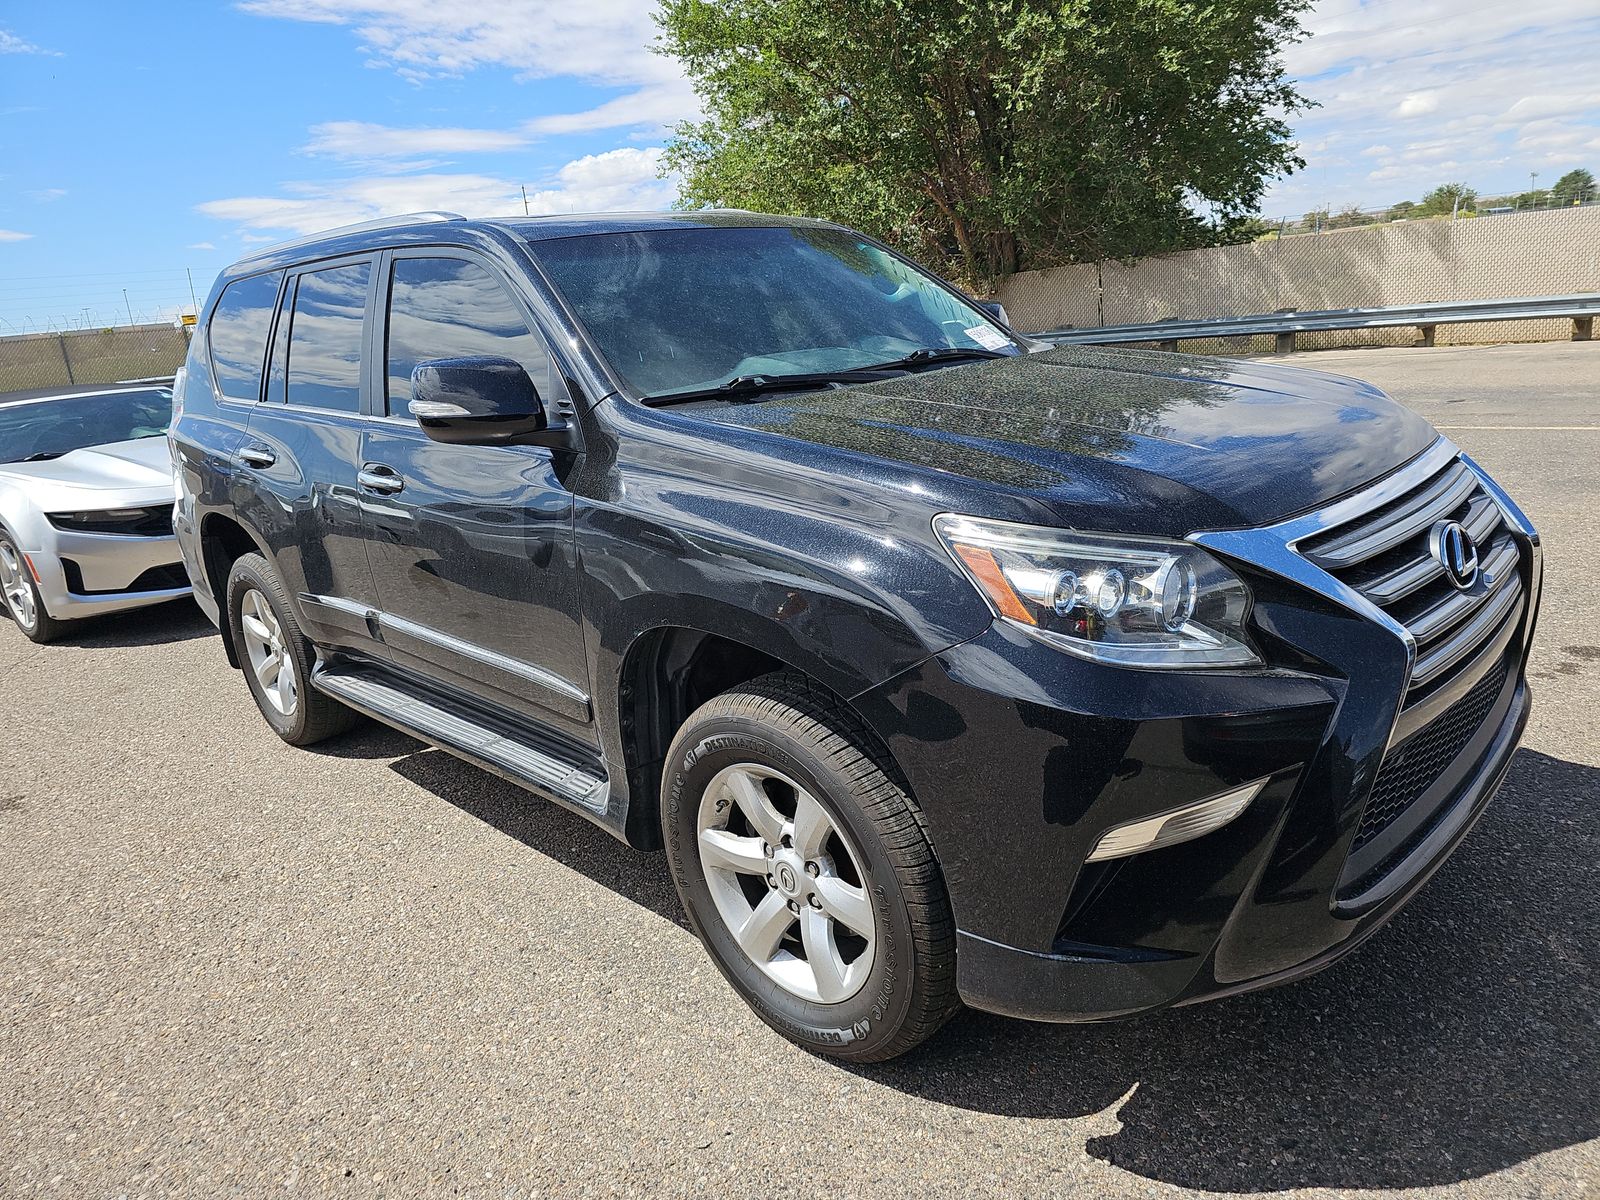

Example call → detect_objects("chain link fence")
0 324 192 393
995 205 1600 354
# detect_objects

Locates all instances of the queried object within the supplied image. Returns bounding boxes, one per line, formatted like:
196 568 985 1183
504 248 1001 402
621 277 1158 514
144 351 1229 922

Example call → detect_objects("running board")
311 660 610 814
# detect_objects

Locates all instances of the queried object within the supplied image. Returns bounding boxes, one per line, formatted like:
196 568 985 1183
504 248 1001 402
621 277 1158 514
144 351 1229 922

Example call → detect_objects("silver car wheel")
239 587 297 717
0 542 38 631
696 762 877 1004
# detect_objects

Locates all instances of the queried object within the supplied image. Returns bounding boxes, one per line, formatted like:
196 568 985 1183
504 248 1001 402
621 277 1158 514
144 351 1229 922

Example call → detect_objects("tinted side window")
385 257 551 417
285 263 371 413
207 272 281 402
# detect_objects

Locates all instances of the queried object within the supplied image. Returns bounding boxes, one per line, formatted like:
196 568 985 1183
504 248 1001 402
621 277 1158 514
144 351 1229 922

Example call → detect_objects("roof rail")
243 211 465 258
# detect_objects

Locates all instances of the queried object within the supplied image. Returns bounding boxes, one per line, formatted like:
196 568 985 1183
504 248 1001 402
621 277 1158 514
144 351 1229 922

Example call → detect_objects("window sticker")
964 325 1011 351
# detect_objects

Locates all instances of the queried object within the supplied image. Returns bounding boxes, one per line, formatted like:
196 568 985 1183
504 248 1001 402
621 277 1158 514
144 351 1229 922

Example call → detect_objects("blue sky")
1 0 1597 332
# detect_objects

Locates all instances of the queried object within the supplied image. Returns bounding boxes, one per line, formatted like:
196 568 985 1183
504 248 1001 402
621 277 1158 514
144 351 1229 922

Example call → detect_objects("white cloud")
239 0 677 83
1393 93 1439 119
521 147 673 213
187 241 216 251
0 29 59 55
1263 0 1600 213
240 0 692 128
28 187 66 202
0 229 33 242
198 148 670 236
303 120 530 161
527 81 698 135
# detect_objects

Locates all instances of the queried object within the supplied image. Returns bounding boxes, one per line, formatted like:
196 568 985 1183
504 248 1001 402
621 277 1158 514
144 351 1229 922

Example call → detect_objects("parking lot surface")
3 341 1597 1199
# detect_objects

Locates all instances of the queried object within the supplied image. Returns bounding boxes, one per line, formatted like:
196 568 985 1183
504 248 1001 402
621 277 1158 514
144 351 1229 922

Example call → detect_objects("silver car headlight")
934 514 1260 668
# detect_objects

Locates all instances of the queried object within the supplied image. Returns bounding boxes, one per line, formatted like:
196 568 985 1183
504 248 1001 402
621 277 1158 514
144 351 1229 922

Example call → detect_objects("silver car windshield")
0 388 172 464
530 225 1018 400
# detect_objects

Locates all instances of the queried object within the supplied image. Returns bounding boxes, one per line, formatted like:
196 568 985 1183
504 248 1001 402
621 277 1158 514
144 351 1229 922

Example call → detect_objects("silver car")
0 382 190 643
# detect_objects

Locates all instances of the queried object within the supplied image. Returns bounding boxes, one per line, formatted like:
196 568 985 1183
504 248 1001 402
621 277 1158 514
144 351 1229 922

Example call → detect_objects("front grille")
1298 455 1525 708
1352 658 1508 852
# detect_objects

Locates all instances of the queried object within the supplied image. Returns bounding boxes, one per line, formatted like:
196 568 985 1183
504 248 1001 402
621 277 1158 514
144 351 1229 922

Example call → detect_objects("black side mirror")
408 355 563 447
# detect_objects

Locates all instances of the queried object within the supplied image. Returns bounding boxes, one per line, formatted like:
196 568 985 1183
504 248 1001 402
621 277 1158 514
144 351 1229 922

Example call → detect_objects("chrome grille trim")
1304 461 1477 569
1352 493 1503 605
1294 443 1526 707
1405 536 1519 643
1410 571 1523 686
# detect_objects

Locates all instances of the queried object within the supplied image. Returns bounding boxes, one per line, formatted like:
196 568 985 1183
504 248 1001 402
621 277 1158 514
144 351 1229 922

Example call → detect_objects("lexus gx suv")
170 211 1541 1061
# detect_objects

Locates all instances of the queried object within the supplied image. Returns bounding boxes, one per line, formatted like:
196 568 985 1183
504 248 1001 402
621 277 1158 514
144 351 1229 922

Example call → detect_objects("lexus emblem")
1429 520 1479 590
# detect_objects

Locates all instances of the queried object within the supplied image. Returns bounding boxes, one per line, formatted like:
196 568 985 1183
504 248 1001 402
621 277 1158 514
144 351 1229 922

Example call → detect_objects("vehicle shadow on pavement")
376 743 686 926
859 748 1600 1192
46 598 213 648
319 728 1597 1192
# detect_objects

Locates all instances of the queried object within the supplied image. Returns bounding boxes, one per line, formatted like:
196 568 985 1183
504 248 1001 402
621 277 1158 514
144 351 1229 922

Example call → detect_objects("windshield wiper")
862 346 1011 371
21 451 65 462
642 369 892 406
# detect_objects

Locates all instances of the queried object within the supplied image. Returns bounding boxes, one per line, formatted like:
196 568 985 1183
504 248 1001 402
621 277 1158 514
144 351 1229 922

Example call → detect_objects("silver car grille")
1297 454 1525 709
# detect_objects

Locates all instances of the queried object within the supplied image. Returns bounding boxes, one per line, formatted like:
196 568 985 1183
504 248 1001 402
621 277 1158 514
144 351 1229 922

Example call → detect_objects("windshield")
530 225 1019 399
0 387 172 464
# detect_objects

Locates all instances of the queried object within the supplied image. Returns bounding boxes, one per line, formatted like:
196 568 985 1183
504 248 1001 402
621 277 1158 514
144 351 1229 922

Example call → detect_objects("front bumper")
28 527 191 620
852 444 1541 1023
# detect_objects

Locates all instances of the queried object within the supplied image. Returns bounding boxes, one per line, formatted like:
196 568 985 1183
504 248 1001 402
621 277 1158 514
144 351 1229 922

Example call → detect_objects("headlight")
934 514 1260 668
46 506 173 536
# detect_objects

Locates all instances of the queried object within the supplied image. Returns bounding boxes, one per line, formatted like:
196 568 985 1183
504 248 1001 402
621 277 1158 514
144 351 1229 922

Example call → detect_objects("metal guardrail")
1038 293 1600 353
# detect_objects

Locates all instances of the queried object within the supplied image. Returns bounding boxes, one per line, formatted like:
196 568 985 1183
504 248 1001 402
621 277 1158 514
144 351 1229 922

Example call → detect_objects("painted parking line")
1433 425 1600 431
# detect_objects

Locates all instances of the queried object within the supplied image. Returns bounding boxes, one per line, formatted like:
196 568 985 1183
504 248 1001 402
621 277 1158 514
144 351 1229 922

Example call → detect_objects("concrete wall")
994 206 1600 353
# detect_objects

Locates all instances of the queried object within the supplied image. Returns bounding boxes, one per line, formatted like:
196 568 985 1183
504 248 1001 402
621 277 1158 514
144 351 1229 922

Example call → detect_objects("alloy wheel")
239 588 297 717
0 542 37 631
696 762 876 1004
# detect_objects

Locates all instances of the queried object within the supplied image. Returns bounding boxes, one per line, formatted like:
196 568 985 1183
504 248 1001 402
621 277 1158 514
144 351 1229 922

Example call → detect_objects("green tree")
657 0 1313 285
1550 168 1595 206
1387 199 1417 221
1417 182 1477 217
1512 189 1549 210
1327 203 1369 229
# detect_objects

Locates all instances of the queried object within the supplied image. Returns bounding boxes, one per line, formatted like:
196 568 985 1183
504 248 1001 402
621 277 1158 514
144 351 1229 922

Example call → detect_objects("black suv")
171 210 1541 1061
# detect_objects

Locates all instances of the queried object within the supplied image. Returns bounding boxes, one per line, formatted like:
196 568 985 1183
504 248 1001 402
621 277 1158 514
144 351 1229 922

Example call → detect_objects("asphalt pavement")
3 340 1597 1199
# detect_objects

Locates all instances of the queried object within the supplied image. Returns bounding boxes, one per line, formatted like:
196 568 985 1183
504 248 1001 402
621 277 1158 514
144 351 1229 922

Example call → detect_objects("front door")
359 251 592 745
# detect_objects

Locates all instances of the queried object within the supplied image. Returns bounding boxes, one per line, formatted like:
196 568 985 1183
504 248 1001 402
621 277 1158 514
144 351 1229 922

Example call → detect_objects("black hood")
685 345 1439 534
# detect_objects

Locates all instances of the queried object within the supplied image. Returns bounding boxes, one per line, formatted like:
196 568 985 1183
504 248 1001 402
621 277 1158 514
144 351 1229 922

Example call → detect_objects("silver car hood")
0 436 177 508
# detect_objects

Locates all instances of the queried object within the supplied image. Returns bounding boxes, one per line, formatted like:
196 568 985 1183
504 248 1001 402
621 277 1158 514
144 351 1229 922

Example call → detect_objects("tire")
662 670 959 1062
0 534 64 644
225 552 359 746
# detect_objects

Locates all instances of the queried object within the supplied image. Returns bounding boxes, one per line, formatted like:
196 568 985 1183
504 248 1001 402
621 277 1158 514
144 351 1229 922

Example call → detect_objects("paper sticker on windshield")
965 325 1011 351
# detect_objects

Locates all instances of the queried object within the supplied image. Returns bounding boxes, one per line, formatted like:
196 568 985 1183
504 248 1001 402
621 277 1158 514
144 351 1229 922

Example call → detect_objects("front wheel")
662 671 959 1061
0 536 63 644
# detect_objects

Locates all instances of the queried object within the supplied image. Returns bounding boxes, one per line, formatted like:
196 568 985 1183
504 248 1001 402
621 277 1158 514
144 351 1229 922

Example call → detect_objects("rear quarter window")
207 272 282 403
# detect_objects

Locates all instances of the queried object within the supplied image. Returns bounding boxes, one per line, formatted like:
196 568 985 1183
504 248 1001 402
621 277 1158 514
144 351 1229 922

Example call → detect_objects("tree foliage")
656 0 1313 285
1551 168 1595 206
1417 182 1476 217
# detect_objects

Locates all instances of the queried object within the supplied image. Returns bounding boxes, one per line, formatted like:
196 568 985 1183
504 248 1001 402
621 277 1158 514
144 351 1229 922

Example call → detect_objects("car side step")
310 660 610 814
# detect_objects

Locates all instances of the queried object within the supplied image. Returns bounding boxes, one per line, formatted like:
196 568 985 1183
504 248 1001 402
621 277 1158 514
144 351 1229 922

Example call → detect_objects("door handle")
238 444 276 468
357 464 405 495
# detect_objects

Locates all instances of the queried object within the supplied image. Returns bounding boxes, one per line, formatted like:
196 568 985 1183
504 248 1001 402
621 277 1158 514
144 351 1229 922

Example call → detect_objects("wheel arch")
198 512 270 668
611 617 925 854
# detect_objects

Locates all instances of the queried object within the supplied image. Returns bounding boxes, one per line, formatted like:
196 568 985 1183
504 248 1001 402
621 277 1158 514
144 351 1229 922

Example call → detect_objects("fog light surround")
1085 778 1269 863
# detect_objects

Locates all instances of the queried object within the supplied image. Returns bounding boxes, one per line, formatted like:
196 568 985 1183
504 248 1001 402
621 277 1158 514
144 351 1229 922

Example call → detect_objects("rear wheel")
226 553 359 746
0 536 63 644
662 670 959 1061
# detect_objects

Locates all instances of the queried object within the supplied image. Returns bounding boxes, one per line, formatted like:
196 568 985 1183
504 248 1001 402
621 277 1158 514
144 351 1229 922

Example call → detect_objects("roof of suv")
227 209 838 276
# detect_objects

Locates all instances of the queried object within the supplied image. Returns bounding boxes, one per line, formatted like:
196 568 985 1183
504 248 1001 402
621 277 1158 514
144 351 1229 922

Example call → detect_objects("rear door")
237 255 383 655
359 249 592 744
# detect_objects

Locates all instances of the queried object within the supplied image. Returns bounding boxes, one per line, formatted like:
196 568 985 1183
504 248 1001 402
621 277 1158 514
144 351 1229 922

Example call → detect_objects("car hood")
0 436 177 509
686 345 1439 533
